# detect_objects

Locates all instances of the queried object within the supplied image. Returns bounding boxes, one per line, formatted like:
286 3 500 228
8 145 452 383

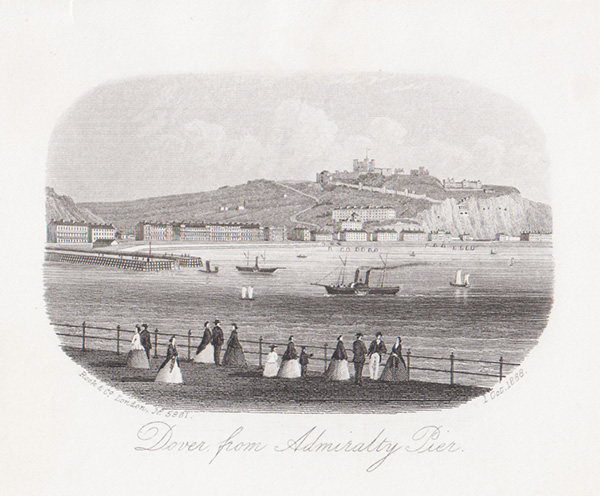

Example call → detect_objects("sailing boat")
312 255 402 295
450 269 470 288
236 252 281 274
241 286 255 300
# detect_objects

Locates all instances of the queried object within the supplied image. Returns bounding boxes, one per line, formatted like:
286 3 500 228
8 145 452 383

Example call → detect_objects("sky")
45 72 552 203
2 0 599 206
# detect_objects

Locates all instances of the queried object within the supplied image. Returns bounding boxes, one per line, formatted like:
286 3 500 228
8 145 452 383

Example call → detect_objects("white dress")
127 333 150 369
277 359 301 378
263 351 280 377
154 344 183 384
324 360 351 381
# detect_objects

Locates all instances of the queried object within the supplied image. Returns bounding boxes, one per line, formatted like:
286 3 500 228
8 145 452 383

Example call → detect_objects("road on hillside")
275 182 321 228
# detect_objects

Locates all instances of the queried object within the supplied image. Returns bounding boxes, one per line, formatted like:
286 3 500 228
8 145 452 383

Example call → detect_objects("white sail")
464 274 470 286
455 270 463 285
248 286 254 299
241 287 248 299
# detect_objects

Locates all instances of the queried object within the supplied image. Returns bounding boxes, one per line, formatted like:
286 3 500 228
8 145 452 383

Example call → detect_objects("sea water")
44 242 553 386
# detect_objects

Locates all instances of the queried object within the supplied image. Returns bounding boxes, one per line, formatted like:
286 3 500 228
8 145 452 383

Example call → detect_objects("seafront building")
135 222 175 241
312 230 333 242
89 224 117 243
47 220 91 243
337 230 368 242
399 229 428 242
264 226 287 242
289 226 312 242
374 229 398 242
496 233 521 242
47 220 117 244
179 223 210 241
520 231 552 242
428 230 452 243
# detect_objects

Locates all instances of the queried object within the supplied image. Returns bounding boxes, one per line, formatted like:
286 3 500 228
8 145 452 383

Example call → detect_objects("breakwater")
45 248 178 271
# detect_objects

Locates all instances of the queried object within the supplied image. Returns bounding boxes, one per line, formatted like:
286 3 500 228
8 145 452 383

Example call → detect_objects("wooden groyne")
45 249 175 271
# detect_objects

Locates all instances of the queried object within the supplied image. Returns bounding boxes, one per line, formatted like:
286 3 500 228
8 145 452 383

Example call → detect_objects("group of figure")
193 319 247 368
127 324 184 384
261 332 407 383
127 320 407 385
263 336 313 378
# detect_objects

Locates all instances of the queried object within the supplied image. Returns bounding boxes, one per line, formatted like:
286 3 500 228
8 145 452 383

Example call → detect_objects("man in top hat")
211 319 224 366
367 332 387 380
299 346 312 378
140 323 152 361
352 332 368 385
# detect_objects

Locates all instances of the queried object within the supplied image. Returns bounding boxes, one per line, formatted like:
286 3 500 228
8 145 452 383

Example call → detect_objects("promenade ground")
64 347 488 413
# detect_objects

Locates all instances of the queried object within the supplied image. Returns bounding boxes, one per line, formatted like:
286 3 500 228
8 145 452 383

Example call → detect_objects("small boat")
241 286 255 300
199 260 219 273
450 269 470 288
297 254 308 259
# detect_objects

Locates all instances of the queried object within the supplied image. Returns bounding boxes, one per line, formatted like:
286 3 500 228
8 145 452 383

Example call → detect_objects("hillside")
335 174 519 201
80 180 314 232
79 178 552 237
46 187 105 224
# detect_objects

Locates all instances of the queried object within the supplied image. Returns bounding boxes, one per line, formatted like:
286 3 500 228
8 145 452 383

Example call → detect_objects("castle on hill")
316 151 429 184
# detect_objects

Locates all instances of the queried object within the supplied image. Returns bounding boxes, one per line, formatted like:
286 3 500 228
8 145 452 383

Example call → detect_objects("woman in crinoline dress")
277 336 301 378
263 345 279 378
324 335 350 381
127 325 150 369
154 335 183 384
194 321 214 364
379 337 408 382
222 324 248 368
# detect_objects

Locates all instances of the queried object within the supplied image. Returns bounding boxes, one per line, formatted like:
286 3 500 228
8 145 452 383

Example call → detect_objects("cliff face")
417 194 552 239
46 187 105 224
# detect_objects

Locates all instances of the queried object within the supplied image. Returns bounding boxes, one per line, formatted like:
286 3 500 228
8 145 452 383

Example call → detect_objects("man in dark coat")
140 324 152 361
352 333 368 385
211 319 224 366
299 346 312 378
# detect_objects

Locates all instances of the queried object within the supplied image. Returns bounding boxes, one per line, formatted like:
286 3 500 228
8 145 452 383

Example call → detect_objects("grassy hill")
78 175 535 234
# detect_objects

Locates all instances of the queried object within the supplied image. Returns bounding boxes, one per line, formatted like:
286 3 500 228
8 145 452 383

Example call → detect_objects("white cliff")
417 194 552 239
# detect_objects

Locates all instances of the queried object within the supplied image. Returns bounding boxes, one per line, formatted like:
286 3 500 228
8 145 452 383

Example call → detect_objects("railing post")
499 356 504 382
82 321 86 351
188 330 192 361
407 349 411 381
154 328 159 358
259 336 263 368
324 343 328 372
450 352 455 385
117 325 121 355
